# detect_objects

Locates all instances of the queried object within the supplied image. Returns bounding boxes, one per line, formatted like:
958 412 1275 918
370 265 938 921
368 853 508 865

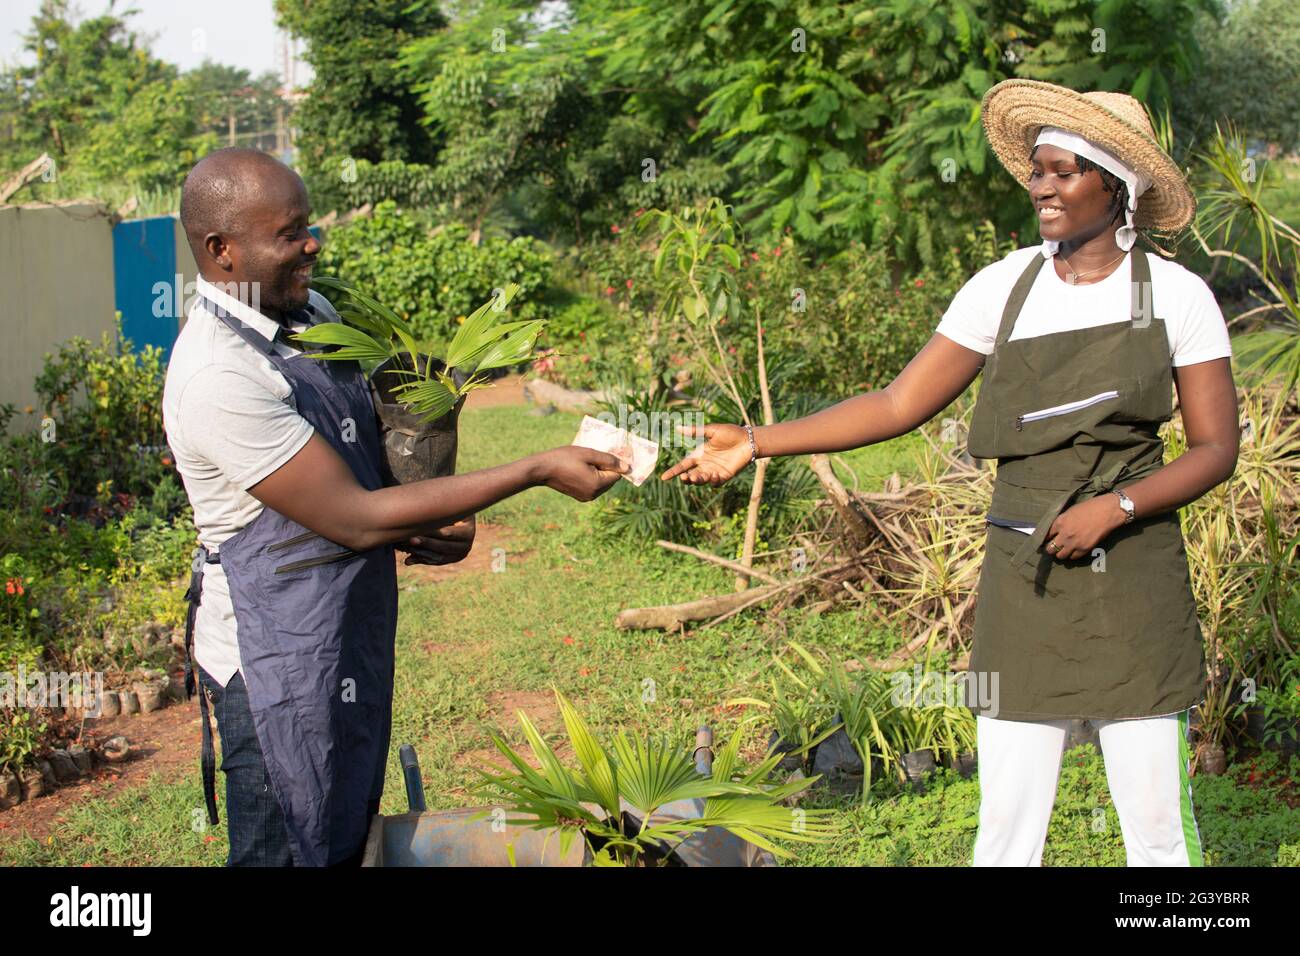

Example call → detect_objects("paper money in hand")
571 415 659 486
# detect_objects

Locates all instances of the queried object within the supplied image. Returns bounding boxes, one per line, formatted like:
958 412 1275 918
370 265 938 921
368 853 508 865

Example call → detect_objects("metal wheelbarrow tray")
361 741 776 867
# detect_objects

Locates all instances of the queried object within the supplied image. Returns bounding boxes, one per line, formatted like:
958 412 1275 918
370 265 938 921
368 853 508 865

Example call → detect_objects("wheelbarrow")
361 731 777 866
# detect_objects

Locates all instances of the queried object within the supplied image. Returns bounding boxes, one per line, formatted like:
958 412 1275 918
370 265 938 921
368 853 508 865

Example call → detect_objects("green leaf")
292 324 393 364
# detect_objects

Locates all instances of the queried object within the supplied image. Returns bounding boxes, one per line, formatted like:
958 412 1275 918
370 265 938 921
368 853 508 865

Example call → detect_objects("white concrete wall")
0 202 117 429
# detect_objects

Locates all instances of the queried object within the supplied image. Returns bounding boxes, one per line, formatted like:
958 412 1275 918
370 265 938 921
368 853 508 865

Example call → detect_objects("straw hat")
981 79 1195 232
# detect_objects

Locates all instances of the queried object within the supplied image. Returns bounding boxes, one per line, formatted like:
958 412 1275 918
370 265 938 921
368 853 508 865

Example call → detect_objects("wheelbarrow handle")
693 726 714 776
399 744 428 812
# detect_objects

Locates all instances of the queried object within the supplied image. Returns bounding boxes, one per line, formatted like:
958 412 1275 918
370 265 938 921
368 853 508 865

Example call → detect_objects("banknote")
571 415 659 486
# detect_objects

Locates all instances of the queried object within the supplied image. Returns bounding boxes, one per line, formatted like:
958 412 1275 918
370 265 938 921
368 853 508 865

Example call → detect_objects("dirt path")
462 373 530 409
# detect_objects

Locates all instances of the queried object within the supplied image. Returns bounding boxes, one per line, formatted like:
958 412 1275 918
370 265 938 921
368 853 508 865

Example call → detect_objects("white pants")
971 710 1204 866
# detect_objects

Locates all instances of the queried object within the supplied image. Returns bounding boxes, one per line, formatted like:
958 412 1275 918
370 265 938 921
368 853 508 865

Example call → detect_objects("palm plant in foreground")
471 689 838 866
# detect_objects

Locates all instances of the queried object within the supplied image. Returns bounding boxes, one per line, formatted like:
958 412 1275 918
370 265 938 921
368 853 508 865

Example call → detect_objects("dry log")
615 585 779 631
522 377 614 414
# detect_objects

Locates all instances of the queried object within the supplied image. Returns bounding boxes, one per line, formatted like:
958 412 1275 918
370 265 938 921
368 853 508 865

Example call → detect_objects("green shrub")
533 295 640 391
575 217 1018 400
0 710 45 775
31 323 171 501
0 328 191 676
315 200 555 348
589 352 827 548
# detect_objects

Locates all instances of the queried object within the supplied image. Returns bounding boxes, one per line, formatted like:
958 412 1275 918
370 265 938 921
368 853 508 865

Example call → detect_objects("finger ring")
1048 540 1062 553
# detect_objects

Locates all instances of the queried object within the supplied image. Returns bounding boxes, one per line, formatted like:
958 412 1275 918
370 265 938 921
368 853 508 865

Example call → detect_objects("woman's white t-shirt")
935 245 1233 534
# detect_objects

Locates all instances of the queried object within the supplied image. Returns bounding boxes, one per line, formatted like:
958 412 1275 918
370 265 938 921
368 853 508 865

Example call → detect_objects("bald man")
163 149 626 866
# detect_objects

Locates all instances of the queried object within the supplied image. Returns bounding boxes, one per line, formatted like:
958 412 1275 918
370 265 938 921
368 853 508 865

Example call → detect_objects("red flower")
635 208 645 216
562 635 574 645
625 279 633 290
604 286 615 296
5 579 21 596
610 224 620 233
914 278 924 288
578 331 585 340
750 252 760 261
579 666 591 677
773 248 783 257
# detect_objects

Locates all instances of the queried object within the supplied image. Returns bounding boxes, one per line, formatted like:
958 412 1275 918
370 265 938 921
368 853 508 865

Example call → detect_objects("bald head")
180 148 302 259
180 148 320 319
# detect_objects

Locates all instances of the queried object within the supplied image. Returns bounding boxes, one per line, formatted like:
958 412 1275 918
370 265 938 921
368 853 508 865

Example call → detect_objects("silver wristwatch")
1114 489 1136 523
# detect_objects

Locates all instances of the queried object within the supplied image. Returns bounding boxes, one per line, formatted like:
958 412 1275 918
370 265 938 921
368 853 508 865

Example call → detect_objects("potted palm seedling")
472 689 838 866
293 276 544 483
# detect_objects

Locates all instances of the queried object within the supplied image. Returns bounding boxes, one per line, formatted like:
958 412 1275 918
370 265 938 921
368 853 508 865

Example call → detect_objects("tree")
274 0 447 172
400 0 729 244
0 0 212 192
188 61 285 153
1173 0 1300 155
600 0 1218 265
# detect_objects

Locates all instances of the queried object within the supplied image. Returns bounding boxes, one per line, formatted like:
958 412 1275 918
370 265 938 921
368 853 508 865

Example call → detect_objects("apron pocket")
266 530 322 553
1014 388 1119 431
274 548 362 575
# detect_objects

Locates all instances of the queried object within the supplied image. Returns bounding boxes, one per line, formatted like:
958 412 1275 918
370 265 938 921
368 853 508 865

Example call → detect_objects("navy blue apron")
182 296 398 866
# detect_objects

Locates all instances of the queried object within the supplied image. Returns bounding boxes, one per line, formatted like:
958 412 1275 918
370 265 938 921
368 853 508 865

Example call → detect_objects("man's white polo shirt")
162 276 340 688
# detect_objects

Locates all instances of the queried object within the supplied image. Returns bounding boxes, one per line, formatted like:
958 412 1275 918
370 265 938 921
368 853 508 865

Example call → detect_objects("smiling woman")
658 78 1238 869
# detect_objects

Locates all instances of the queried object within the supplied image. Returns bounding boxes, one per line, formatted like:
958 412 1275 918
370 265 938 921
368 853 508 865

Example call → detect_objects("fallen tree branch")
656 539 781 586
1 153 52 203
809 454 872 550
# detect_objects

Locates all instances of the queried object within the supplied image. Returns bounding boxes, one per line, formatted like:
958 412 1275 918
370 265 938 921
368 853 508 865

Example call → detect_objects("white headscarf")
1032 126 1151 258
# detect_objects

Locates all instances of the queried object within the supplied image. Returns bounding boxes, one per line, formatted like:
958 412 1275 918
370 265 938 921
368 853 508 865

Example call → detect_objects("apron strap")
200 294 319 358
994 253 1047 349
1129 246 1153 323
183 544 222 827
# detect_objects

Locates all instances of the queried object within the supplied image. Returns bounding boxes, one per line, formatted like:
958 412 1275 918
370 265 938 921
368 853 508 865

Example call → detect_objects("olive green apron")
964 248 1205 721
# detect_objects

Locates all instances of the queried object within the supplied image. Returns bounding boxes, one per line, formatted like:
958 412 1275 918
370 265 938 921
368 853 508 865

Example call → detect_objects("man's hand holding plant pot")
399 516 476 566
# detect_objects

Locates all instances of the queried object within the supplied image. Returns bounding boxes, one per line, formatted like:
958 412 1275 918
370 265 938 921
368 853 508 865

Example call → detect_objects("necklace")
1058 249 1127 285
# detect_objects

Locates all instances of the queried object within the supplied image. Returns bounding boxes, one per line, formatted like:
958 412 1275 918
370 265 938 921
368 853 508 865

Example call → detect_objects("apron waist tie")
1010 457 1151 571
183 544 221 827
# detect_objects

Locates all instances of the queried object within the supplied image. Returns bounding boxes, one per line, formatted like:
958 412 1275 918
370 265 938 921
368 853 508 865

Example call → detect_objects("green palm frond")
303 276 541 424
291 323 395 364
471 687 838 865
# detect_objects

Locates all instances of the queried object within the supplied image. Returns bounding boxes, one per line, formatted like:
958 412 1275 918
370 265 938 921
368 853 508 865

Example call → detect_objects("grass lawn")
2 402 1296 866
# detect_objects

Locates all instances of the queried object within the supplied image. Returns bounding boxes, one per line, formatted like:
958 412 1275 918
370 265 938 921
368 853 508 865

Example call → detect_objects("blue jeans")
198 666 296 867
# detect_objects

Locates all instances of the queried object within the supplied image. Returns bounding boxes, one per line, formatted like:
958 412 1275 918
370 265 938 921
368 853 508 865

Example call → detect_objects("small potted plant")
294 277 545 483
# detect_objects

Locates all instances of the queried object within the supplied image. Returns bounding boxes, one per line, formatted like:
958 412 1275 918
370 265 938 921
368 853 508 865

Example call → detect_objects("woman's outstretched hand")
659 423 753 486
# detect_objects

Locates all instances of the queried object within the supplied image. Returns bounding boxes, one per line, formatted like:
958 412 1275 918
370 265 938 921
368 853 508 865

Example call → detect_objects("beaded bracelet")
743 424 757 466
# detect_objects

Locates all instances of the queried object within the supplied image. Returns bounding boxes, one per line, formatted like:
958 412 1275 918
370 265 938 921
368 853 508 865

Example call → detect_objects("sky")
1 0 308 81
